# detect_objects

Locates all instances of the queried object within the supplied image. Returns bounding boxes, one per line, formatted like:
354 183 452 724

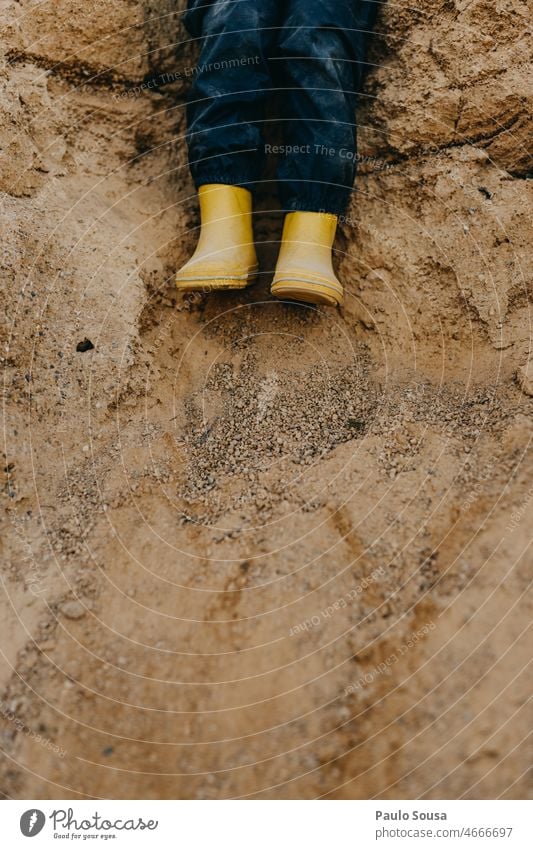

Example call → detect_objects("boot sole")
175 268 258 293
271 276 343 308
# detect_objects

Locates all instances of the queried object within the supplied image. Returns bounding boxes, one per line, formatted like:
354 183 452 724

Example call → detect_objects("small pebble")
60 601 86 620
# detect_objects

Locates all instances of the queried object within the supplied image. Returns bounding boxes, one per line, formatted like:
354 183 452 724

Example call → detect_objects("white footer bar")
3 800 531 848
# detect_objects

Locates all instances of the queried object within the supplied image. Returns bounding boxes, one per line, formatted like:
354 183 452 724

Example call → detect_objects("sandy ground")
0 0 532 799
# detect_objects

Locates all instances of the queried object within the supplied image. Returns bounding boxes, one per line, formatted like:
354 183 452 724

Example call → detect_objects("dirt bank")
1 0 532 798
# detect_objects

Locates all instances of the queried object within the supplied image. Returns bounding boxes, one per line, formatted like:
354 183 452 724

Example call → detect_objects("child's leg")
275 0 378 216
177 1 281 292
183 0 281 192
271 0 378 306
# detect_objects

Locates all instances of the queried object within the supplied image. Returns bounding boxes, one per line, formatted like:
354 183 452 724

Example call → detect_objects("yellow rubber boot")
175 184 258 292
271 212 343 307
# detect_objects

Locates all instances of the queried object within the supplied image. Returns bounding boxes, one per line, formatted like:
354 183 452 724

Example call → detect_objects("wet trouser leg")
183 0 280 191
274 0 378 215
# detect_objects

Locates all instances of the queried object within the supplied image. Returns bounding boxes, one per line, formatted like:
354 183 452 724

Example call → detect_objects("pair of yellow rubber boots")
175 184 343 307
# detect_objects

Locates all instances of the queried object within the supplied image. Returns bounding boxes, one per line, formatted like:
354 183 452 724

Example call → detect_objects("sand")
0 0 532 798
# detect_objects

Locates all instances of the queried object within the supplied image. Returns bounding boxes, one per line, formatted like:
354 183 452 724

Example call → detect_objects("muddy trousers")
183 0 377 216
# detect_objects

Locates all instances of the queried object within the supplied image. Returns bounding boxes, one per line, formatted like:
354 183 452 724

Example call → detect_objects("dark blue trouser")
183 0 378 215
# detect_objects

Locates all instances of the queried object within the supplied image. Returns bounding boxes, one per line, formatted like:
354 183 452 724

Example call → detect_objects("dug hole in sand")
0 0 532 799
